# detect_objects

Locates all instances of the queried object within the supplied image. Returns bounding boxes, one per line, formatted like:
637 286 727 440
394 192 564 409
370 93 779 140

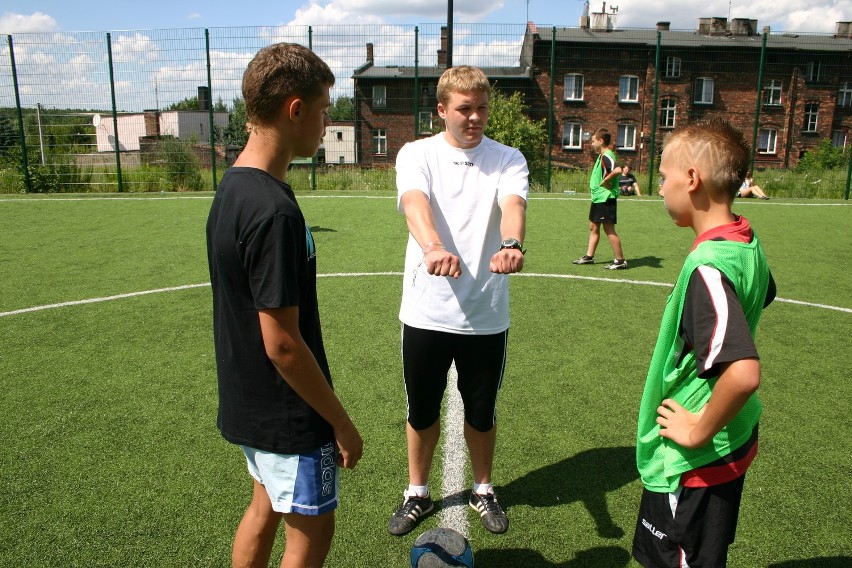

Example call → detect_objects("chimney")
656 21 670 31
698 17 728 35
763 25 771 34
730 18 758 36
437 26 448 66
836 21 852 38
143 110 160 136
366 43 374 64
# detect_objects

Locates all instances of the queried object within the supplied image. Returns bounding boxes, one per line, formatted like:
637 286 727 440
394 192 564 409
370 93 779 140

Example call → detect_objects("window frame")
418 111 433 134
616 124 637 151
763 80 782 106
372 128 387 155
562 122 583 149
831 130 847 148
618 75 640 103
372 85 387 108
839 82 852 108
660 98 676 129
564 73 584 102
757 128 778 154
664 56 682 78
804 103 819 133
806 61 822 83
694 77 714 104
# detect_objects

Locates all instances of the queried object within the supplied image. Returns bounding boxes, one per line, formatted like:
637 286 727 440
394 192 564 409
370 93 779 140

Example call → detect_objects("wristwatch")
500 238 526 255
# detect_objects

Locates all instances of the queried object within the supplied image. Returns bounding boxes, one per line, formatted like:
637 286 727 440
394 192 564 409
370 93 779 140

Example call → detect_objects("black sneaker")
469 490 508 534
572 255 595 265
388 491 434 536
605 259 627 270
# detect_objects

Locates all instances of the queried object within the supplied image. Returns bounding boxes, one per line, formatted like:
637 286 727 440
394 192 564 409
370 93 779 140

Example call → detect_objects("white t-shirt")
396 133 529 334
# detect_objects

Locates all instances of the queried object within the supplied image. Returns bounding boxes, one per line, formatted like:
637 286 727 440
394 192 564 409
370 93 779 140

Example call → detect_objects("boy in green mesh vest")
633 119 775 568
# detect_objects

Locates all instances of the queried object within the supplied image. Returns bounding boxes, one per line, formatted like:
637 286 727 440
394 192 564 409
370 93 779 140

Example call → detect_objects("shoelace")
396 497 426 517
478 494 503 515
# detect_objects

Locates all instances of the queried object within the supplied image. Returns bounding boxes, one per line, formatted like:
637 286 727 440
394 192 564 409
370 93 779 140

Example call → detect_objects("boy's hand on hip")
656 399 706 449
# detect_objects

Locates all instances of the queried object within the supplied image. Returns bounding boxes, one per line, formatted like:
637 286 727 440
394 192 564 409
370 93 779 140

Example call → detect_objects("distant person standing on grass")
388 65 528 537
572 127 627 269
633 118 775 568
206 42 362 568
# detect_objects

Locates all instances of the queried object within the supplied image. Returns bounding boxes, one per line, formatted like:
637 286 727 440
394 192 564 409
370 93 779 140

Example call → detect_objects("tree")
795 138 849 172
484 89 548 184
167 96 199 111
224 97 249 147
328 96 354 121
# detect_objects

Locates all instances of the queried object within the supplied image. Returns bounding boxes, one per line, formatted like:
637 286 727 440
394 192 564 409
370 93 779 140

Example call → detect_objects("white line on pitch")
439 363 470 537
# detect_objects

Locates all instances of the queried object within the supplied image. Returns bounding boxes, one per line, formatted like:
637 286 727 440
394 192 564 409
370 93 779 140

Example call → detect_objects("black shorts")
589 198 618 224
402 324 507 432
632 475 746 568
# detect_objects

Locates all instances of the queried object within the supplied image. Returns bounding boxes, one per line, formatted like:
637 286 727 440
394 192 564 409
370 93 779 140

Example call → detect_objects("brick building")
353 17 852 171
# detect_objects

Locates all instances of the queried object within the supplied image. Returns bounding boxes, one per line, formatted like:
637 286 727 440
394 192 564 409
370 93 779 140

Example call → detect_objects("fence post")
749 32 768 174
8 35 32 193
546 27 555 193
205 29 218 191
309 27 316 191
106 33 124 193
646 31 661 195
414 27 420 137
845 146 851 200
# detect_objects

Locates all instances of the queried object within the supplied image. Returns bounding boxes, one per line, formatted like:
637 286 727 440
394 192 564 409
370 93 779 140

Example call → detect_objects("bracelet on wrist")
423 241 445 254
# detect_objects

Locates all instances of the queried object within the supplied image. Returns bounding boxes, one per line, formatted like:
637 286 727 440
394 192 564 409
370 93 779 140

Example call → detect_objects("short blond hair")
662 118 749 199
242 43 334 126
436 66 491 106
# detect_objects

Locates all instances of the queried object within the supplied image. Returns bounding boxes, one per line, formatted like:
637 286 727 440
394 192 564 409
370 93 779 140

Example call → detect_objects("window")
660 98 676 128
562 122 582 149
694 77 714 104
839 82 852 107
372 85 386 108
665 56 682 78
804 104 819 132
763 80 782 106
617 124 636 150
758 128 777 154
372 129 387 154
418 111 433 133
335 131 343 141
619 76 639 103
805 61 822 83
564 74 584 101
832 130 847 148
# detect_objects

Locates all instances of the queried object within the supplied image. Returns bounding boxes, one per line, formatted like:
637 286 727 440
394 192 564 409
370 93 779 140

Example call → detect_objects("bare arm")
490 194 527 274
656 358 760 449
399 190 461 278
258 306 363 468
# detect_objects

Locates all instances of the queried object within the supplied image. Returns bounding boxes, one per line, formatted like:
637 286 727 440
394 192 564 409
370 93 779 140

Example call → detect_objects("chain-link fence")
2 21 850 197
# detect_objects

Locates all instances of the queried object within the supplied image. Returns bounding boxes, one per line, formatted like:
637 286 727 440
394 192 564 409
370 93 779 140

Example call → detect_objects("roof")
352 65 533 80
535 26 852 53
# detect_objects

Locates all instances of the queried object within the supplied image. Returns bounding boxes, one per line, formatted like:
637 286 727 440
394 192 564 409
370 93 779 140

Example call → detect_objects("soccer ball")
410 527 474 567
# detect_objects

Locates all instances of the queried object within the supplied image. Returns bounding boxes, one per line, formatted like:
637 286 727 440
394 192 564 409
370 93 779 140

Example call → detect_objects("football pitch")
0 192 850 567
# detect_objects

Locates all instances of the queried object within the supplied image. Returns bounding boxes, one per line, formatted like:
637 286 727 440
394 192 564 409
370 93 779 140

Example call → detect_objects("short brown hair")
436 66 491 106
594 128 611 146
662 118 749 199
242 43 335 126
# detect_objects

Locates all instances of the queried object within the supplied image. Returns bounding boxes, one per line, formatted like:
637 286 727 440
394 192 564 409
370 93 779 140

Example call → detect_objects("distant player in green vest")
632 118 776 568
572 127 627 269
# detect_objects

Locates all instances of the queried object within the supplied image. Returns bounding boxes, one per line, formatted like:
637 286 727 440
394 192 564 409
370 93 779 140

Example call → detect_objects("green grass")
0 192 850 567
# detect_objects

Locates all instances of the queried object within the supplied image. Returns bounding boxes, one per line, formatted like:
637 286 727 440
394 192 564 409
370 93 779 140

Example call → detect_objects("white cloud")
0 12 60 34
187 12 202 21
332 0 503 20
614 0 848 33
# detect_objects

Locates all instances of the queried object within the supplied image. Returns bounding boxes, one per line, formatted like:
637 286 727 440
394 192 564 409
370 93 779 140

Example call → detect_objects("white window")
619 76 639 103
764 80 782 106
832 130 847 148
617 124 636 150
564 74 584 101
839 82 852 107
806 61 822 83
665 57 681 78
694 77 714 104
372 129 387 154
758 128 777 154
418 111 433 133
804 104 819 132
372 85 386 108
562 122 582 149
660 98 676 129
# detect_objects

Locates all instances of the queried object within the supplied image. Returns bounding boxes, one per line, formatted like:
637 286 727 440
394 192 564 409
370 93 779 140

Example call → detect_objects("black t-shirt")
206 167 333 453
619 173 637 194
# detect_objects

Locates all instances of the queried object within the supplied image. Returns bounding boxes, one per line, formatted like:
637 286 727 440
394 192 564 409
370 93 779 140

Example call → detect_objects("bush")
153 137 203 191
795 139 850 172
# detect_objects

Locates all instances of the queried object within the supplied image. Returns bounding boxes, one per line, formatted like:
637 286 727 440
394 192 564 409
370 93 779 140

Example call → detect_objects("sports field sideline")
0 192 849 567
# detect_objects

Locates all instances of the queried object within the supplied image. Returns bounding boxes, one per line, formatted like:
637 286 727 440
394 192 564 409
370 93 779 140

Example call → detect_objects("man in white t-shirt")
387 65 528 537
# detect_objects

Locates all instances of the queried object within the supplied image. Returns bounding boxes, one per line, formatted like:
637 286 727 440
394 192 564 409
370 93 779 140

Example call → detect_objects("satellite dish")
92 114 101 127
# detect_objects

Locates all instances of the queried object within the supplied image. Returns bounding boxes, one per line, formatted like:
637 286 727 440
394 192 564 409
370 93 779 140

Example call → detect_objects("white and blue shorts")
241 440 339 515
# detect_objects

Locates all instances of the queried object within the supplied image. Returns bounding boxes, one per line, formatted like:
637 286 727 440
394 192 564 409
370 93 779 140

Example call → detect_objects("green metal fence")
1 22 850 197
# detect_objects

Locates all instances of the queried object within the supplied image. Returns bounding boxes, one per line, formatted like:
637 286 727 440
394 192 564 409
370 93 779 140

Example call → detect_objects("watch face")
502 238 519 248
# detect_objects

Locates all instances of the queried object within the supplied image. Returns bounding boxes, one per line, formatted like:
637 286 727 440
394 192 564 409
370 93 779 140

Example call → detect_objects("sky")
1 0 849 34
